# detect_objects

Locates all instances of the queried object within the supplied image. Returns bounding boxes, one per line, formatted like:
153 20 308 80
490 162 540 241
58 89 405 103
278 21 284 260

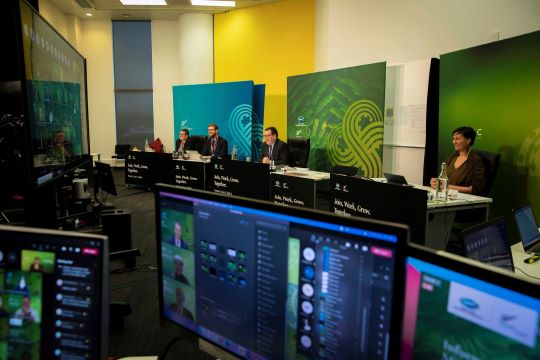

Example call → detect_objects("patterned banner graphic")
287 63 386 175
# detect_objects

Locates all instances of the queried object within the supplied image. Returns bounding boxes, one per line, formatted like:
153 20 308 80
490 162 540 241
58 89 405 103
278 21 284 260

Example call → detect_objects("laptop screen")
156 185 409 359
462 217 514 271
401 248 540 359
513 205 540 250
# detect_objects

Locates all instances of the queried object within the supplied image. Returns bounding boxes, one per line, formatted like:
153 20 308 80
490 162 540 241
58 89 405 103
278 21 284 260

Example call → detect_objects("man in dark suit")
168 221 189 249
174 128 195 153
261 126 289 166
201 123 228 159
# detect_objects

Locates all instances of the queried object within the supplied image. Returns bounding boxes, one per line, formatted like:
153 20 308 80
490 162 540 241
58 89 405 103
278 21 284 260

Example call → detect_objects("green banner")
439 30 540 220
287 63 386 175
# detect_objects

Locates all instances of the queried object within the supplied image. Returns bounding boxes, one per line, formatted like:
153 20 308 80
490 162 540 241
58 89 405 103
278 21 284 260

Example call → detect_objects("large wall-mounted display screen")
19 0 89 186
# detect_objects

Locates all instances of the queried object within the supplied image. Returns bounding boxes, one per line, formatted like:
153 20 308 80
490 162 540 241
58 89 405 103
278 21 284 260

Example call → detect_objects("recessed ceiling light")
119 0 167 5
191 0 236 7
85 13 93 16
123 14 130 18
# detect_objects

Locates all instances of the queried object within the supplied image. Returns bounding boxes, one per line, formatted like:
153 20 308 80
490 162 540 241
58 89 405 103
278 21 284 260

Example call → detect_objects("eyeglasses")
263 134 274 138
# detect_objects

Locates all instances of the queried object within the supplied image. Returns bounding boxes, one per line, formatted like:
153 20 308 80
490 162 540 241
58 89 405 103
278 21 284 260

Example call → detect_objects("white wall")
315 0 540 69
152 21 181 153
81 21 116 160
315 0 540 179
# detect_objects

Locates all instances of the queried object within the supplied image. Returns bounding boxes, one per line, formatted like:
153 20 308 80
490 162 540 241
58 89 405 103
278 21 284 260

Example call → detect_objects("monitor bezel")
512 203 540 252
461 215 515 272
0 224 109 360
154 183 410 360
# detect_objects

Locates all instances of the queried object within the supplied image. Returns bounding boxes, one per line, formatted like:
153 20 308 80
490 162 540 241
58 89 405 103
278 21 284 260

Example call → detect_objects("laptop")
512 203 540 254
462 216 514 272
185 150 200 160
383 172 408 185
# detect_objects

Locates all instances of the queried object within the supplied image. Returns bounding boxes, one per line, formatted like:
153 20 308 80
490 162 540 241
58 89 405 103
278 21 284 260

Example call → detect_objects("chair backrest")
190 135 206 153
288 138 310 168
115 144 131 158
331 165 357 177
476 150 501 197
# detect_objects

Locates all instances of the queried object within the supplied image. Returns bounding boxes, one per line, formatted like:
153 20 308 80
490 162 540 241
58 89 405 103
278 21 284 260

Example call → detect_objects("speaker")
101 209 132 253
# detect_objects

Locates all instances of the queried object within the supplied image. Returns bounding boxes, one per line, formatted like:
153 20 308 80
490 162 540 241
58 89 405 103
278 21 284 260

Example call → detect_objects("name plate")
270 173 316 208
210 159 270 201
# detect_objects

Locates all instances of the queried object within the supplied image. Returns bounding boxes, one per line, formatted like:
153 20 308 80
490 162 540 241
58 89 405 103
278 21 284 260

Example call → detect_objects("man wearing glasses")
261 126 289 166
201 123 228 158
175 128 195 153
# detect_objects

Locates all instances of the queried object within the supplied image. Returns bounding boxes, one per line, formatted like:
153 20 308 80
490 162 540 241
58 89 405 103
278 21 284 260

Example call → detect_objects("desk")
172 159 209 190
416 184 492 250
209 159 270 201
270 168 330 209
511 242 540 281
372 179 493 250
125 152 173 188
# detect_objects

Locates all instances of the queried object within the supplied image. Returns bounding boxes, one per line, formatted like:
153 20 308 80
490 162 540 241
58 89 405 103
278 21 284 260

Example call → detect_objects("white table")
373 179 493 249
511 242 540 281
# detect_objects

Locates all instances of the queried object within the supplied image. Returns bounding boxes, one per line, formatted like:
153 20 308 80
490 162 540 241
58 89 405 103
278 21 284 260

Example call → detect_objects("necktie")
179 141 185 152
211 139 216 155
268 145 273 160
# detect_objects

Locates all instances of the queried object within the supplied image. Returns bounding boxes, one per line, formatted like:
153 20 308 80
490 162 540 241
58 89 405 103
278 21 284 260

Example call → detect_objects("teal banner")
173 81 256 160
287 63 386 175
439 30 540 220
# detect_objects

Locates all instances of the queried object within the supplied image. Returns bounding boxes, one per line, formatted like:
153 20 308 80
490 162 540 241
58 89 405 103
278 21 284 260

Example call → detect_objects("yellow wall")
214 0 315 140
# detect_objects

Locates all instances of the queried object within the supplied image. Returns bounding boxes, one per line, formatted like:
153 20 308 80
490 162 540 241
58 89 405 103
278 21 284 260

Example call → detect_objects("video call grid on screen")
401 255 540 360
156 188 408 360
0 226 107 360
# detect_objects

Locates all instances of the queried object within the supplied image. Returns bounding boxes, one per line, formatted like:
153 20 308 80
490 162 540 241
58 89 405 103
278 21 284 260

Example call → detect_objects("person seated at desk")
201 123 228 158
175 128 195 153
430 126 485 195
261 126 289 166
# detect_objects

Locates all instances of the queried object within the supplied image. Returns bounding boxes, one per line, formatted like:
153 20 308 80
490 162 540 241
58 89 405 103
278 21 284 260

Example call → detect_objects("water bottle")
435 162 449 201
231 144 237 160
144 139 150 152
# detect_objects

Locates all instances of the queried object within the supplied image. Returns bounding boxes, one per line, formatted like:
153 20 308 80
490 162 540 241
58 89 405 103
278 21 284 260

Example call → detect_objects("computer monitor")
94 161 117 205
462 216 514 271
512 204 540 253
401 244 540 360
155 184 409 359
0 225 108 359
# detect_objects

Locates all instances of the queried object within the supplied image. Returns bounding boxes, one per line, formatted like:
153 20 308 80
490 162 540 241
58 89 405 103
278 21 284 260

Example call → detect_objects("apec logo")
459 297 479 310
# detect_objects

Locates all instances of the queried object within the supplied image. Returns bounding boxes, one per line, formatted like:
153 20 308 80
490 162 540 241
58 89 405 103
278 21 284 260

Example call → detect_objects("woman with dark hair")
430 126 485 195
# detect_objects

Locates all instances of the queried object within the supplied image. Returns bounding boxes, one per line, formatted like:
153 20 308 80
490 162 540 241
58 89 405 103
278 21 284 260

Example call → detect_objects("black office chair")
451 150 502 245
288 138 310 168
190 135 206 153
111 144 131 167
331 165 357 177
476 150 501 197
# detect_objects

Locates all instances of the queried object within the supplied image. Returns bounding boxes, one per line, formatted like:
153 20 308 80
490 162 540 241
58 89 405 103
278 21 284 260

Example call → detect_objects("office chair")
452 150 502 228
288 138 310 168
331 165 358 177
190 135 206 153
111 144 131 167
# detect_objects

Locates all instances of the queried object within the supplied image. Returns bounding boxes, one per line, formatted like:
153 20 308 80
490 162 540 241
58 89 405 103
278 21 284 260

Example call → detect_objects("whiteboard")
384 59 431 148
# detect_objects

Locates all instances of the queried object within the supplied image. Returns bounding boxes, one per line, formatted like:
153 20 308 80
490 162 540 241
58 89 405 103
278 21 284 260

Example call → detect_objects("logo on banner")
328 99 383 177
518 127 540 177
275 181 280 188
229 104 253 159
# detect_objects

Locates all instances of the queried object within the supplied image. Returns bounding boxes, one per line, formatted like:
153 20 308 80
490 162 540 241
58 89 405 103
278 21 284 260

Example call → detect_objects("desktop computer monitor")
155 184 409 359
94 161 117 197
512 204 540 254
461 216 514 271
0 225 108 359
401 244 540 359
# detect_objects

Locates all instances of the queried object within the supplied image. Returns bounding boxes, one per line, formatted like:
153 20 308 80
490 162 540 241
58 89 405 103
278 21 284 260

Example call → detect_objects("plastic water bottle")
435 162 449 201
231 144 237 160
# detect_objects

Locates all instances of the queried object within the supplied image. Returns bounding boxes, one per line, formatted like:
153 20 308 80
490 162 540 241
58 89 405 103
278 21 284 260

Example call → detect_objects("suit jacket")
261 138 289 166
175 137 195 153
202 136 228 158
168 235 189 249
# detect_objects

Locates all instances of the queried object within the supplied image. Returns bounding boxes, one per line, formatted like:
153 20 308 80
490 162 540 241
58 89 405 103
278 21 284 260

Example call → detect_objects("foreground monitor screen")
156 184 409 359
0 225 108 360
401 245 540 359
